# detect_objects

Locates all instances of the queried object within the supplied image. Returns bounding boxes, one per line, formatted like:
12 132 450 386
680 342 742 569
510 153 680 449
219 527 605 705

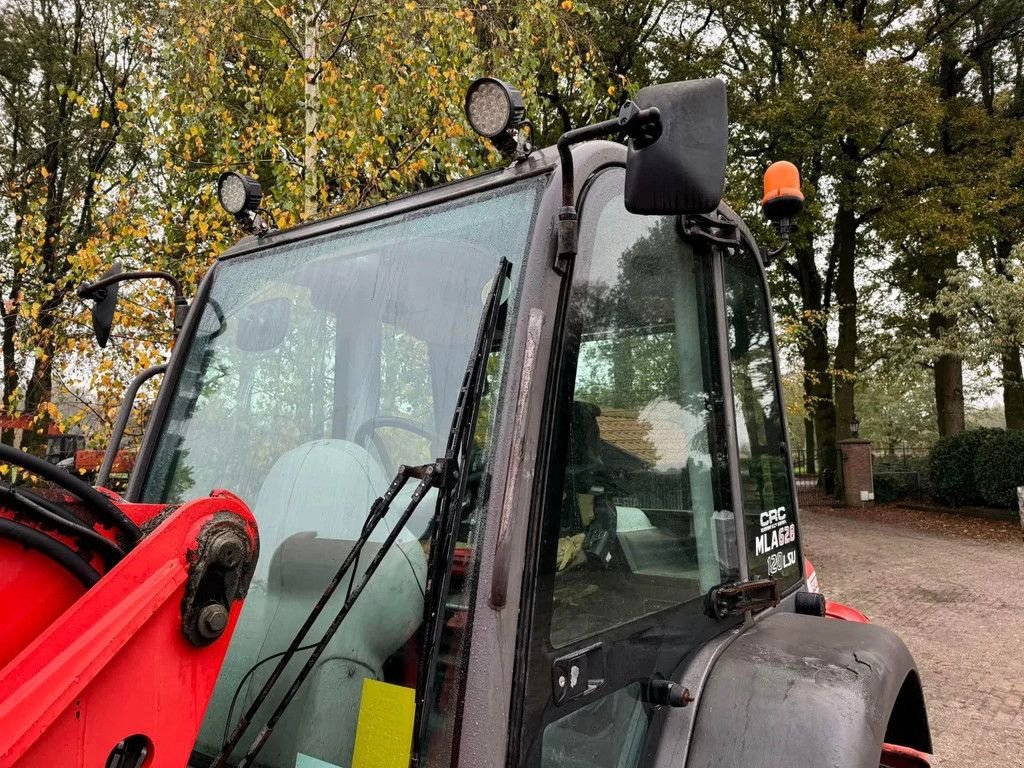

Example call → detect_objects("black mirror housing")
83 263 122 348
624 78 728 215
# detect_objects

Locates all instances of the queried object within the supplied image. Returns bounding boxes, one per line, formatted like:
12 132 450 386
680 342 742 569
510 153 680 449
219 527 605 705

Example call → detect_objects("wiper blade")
414 256 512 753
212 256 512 767
211 460 450 767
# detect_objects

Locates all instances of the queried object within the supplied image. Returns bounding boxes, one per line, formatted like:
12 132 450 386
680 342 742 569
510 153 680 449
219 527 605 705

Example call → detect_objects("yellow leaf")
561 0 573 9
101 120 110 129
116 100 128 111
40 167 50 178
374 108 383 121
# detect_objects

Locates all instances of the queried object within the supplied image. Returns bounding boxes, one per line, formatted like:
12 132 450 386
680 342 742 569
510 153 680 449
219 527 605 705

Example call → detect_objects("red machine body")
0 490 259 767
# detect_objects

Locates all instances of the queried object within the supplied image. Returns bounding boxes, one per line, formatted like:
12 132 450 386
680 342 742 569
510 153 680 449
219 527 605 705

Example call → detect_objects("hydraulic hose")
0 443 142 547
0 485 125 567
0 517 102 587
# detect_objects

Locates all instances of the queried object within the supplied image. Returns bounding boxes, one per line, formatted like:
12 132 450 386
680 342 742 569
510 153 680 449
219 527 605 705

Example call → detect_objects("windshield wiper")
413 257 512 757
211 256 512 768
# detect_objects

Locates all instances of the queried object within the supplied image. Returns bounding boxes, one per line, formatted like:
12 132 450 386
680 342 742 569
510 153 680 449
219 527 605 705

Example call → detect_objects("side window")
547 170 737 648
724 254 801 589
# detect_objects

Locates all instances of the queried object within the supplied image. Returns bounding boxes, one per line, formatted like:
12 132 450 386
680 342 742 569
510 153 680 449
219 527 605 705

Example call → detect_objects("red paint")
881 742 931 767
0 540 85 669
0 491 257 768
825 599 870 624
75 449 136 474
0 412 63 436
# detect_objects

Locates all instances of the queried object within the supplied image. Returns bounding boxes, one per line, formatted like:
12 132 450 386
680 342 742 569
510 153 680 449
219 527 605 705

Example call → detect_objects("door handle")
552 642 605 705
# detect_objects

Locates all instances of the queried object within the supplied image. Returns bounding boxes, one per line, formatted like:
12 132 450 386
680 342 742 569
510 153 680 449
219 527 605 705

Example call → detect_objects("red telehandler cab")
1 78 931 768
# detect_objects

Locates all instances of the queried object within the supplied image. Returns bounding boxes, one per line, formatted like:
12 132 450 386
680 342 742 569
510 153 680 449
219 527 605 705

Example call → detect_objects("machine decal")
351 679 415 768
752 506 798 576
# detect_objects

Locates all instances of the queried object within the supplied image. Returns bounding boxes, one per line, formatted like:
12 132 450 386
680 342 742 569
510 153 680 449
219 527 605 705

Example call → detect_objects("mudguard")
685 612 931 768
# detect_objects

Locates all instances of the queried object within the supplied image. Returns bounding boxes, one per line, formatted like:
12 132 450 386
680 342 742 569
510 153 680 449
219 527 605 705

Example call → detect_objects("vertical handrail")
97 364 167 488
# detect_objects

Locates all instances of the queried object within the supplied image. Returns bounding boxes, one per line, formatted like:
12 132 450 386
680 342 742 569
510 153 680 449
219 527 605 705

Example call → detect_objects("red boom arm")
0 490 259 767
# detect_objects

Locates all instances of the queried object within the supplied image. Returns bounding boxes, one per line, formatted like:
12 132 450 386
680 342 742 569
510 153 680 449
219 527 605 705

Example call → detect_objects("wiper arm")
211 460 450 767
414 256 513 754
212 256 512 767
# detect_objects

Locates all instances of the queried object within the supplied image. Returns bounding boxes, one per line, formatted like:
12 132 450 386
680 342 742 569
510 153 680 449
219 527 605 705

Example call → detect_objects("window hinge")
679 212 742 248
705 578 780 620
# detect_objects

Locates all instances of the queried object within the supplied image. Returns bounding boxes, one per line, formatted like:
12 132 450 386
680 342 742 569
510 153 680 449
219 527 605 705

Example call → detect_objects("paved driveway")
801 506 1024 768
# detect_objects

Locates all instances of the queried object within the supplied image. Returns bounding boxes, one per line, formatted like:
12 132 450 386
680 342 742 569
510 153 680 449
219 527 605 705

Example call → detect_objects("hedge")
927 428 1003 507
873 471 922 503
973 430 1024 508
927 428 1024 509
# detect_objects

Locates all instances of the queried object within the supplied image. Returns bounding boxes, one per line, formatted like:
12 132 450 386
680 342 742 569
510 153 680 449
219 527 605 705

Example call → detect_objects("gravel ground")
801 504 1024 768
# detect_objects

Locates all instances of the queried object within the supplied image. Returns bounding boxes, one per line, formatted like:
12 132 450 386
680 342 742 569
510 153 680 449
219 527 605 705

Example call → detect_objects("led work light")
465 77 529 156
217 172 263 216
217 172 272 235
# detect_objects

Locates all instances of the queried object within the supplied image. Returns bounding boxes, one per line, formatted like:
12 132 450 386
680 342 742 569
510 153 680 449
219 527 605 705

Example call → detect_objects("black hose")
0 485 125 567
0 443 142 546
0 517 101 587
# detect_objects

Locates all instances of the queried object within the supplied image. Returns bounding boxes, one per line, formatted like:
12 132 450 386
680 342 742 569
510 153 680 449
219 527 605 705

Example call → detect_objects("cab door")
512 168 746 767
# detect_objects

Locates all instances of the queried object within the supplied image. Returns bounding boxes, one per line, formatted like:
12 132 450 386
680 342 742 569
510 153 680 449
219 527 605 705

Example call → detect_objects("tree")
878 0 1024 436
931 258 1024 429
0 0 149 448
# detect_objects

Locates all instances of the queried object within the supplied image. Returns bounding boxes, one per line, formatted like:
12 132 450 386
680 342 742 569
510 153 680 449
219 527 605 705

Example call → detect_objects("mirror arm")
765 217 796 264
555 102 661 270
77 270 189 335
96 363 168 488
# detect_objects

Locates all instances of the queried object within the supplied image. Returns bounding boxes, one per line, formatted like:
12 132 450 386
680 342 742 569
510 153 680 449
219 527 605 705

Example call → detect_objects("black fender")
684 612 931 768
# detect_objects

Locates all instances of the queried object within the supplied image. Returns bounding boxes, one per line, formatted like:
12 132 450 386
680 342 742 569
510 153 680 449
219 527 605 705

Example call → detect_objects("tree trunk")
932 346 966 436
993 239 1023 431
790 228 836 481
803 415 816 474
927 51 966 437
303 4 320 220
833 198 857 441
2 274 21 447
1002 344 1024 431
808 336 837 481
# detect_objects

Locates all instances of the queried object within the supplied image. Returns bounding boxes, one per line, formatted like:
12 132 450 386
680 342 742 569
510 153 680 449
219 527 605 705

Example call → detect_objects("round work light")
465 77 526 141
217 172 263 216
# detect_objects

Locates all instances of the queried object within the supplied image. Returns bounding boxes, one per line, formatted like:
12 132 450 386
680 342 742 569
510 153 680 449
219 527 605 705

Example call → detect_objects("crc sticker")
754 506 796 556
752 505 797 576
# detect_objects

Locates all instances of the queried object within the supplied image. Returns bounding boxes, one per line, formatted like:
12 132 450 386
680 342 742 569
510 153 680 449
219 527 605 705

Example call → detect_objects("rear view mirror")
236 297 291 352
79 265 188 346
624 78 728 215
82 262 123 348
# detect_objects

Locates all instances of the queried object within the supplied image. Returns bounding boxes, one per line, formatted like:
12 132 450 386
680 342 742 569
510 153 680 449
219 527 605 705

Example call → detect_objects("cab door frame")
453 141 630 768
507 164 750 768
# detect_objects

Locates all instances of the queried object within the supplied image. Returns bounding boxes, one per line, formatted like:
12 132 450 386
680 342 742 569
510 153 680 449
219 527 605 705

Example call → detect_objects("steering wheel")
352 416 437 475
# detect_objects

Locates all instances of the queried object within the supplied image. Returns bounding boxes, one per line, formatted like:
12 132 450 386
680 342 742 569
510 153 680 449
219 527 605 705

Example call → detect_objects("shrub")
873 471 922 503
973 430 1024 509
927 428 1003 507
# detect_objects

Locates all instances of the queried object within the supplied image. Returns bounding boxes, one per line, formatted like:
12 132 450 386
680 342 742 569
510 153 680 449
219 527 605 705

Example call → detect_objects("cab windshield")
141 178 543 767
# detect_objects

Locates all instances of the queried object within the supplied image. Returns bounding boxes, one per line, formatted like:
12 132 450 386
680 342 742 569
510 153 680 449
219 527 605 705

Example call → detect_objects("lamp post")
850 414 861 438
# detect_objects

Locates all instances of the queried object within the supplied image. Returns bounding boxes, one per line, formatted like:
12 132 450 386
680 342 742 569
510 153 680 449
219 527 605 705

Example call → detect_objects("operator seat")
195 439 427 767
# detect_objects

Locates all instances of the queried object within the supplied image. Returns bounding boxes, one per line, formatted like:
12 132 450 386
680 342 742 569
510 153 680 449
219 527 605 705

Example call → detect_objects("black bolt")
649 679 694 708
197 603 229 640
210 533 244 569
